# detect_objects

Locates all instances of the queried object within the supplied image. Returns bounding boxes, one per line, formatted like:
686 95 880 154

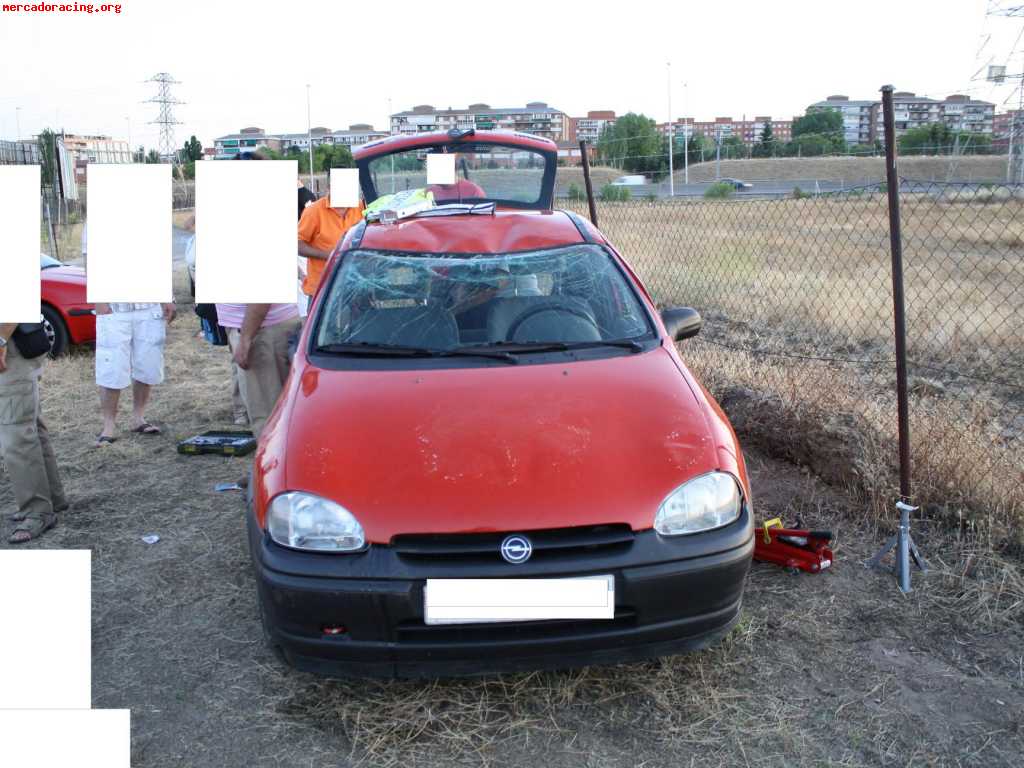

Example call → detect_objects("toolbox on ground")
177 430 257 457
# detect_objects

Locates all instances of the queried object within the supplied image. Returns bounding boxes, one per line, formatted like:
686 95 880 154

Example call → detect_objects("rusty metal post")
869 85 928 593
579 140 598 227
880 85 912 502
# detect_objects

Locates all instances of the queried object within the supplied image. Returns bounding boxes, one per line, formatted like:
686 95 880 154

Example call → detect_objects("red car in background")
40 253 94 356
246 130 754 678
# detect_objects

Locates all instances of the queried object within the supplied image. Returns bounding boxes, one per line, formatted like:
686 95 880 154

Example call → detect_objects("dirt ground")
1 266 1022 767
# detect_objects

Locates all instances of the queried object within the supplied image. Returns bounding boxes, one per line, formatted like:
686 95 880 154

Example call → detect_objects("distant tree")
312 143 355 172
752 121 775 158
145 149 161 164
898 123 992 156
37 128 56 186
132 145 146 163
181 135 203 162
792 109 843 138
596 113 664 175
720 135 745 160
180 161 196 180
329 144 355 169
783 133 833 157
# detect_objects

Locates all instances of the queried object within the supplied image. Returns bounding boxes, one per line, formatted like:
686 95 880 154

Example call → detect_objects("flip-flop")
131 423 161 435
9 514 56 544
95 435 118 446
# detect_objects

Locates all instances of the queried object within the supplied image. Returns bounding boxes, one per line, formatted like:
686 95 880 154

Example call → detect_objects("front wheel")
40 304 70 358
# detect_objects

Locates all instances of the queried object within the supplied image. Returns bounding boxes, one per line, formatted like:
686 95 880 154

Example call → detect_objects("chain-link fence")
562 183 1023 547
40 186 86 263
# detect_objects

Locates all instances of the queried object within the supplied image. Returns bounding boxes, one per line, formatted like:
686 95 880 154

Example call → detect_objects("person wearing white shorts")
94 302 176 445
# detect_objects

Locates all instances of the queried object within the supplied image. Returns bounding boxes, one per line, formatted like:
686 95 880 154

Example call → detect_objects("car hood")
279 348 720 543
41 265 86 286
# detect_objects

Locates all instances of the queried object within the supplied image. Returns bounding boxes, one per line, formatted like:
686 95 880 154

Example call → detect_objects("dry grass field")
668 156 1009 185
562 195 1024 546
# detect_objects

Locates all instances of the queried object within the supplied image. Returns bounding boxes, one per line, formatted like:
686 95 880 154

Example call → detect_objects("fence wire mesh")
563 183 1023 545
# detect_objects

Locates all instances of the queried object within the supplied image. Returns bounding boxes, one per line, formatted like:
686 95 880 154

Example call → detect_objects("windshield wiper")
315 341 518 363
464 339 646 354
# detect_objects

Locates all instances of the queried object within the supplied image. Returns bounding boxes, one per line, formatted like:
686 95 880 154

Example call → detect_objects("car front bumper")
247 508 753 678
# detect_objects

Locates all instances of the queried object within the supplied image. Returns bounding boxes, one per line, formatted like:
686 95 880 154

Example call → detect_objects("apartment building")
213 127 283 159
874 92 942 137
809 92 994 144
390 102 570 143
214 124 387 159
808 95 875 144
658 116 792 146
60 133 132 164
570 110 616 143
55 133 132 182
941 94 994 135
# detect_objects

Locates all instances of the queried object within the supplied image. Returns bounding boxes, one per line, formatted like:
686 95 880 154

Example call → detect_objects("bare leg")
131 380 152 429
99 386 121 439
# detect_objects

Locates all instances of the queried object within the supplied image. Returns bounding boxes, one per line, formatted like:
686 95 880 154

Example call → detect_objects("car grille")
390 524 635 564
395 609 638 644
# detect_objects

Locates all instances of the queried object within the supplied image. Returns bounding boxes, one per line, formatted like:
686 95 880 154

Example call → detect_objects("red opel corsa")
247 130 754 677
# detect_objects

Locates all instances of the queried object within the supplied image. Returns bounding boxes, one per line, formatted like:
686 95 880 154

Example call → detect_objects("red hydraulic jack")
753 518 834 574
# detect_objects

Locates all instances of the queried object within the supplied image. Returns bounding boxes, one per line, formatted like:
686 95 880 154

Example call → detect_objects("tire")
40 304 69 358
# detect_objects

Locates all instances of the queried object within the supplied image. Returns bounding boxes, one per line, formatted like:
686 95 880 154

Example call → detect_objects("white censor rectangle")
194 160 296 303
86 163 172 303
0 165 41 323
424 576 614 624
329 167 360 208
426 153 455 185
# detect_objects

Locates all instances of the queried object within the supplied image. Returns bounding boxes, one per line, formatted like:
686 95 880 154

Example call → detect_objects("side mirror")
660 307 702 341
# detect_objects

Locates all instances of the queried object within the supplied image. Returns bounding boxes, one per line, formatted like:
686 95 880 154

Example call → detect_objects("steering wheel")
506 304 600 342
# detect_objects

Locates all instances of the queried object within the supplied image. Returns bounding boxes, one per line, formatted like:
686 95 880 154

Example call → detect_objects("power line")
144 72 183 162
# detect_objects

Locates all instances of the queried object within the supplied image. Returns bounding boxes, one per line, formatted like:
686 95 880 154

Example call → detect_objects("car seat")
486 296 601 343
348 305 459 349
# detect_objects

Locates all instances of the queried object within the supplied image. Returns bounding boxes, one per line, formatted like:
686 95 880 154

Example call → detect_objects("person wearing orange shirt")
297 191 364 305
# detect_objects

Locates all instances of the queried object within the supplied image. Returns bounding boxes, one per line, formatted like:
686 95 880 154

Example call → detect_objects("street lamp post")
667 62 674 197
15 106 22 141
306 84 314 190
682 82 689 186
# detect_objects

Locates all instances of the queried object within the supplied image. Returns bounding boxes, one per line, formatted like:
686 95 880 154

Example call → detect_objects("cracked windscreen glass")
315 245 652 354
367 143 548 205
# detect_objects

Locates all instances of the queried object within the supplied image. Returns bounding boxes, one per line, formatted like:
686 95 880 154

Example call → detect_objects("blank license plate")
424 575 615 625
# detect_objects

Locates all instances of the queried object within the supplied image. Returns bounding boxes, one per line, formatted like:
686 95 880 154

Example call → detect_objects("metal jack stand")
867 501 928 593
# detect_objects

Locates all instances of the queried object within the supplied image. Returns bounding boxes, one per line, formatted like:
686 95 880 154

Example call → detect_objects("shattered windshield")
314 245 652 355
366 143 549 207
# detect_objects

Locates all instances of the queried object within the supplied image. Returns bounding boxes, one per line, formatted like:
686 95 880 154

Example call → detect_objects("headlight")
654 472 743 536
267 492 366 552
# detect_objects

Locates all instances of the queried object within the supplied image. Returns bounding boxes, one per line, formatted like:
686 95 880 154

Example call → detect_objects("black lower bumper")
247 510 753 678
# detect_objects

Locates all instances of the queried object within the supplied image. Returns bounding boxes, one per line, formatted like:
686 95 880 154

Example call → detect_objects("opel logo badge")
500 534 532 564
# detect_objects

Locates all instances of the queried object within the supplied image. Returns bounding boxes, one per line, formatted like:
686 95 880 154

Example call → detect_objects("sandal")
95 435 118 446
131 423 161 435
9 514 57 544
9 501 67 523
